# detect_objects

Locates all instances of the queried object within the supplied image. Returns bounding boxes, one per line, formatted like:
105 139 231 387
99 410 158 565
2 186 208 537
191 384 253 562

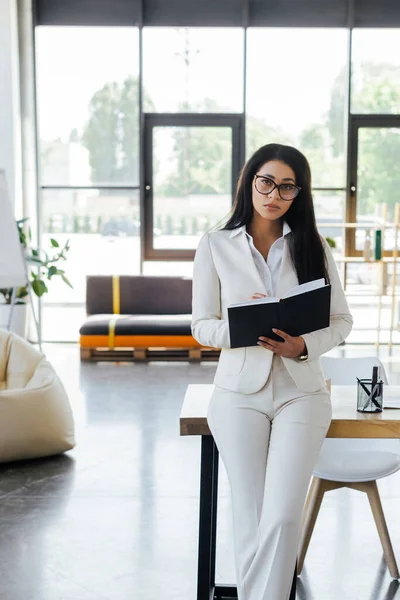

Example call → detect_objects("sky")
35 26 400 144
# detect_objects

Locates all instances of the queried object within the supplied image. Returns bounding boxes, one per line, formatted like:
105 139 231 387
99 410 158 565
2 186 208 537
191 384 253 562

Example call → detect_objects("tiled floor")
1 345 400 599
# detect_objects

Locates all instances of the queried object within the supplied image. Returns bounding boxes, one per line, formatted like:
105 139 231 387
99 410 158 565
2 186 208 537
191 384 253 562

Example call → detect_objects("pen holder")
357 378 383 413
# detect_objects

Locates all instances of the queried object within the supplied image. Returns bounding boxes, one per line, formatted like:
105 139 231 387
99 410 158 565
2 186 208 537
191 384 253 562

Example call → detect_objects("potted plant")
0 218 72 337
325 236 337 250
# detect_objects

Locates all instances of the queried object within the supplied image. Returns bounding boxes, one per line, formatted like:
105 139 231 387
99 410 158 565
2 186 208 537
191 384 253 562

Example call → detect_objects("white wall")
0 0 21 212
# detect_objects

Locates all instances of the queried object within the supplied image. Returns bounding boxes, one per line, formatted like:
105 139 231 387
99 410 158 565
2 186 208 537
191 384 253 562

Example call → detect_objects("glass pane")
314 190 346 255
246 29 349 188
356 127 400 251
152 126 232 250
36 27 140 186
351 29 400 114
143 28 244 113
40 188 140 342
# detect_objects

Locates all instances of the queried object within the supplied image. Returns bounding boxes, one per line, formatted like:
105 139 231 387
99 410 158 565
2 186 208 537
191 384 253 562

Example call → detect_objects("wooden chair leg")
364 480 400 579
297 477 326 574
301 477 318 530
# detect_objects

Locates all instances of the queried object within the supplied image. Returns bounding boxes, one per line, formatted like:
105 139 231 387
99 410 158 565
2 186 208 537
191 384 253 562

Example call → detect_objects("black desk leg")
197 435 219 600
289 562 297 600
197 434 297 600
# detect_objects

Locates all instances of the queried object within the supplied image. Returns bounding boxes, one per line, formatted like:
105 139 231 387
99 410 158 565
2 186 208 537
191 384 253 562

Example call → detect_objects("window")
355 126 400 252
143 27 244 113
36 26 140 341
151 125 233 251
314 190 346 254
34 22 400 345
351 29 400 115
246 29 349 188
40 188 140 341
36 26 140 186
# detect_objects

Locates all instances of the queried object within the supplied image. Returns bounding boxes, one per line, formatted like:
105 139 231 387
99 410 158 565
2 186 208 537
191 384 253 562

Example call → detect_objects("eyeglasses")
254 175 301 201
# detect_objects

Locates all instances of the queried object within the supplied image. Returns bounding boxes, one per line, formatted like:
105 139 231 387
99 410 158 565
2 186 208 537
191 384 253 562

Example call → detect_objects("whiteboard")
0 170 26 288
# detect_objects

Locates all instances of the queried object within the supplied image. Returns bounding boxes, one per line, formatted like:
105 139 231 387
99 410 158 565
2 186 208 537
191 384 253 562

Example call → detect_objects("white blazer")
191 227 353 394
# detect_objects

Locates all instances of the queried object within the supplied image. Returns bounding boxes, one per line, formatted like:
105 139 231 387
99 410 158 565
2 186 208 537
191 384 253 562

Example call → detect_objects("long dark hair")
222 143 329 285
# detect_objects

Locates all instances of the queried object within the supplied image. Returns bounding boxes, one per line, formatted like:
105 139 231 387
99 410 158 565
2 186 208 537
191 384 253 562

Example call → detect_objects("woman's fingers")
272 328 290 341
251 292 267 300
258 337 278 349
257 332 305 358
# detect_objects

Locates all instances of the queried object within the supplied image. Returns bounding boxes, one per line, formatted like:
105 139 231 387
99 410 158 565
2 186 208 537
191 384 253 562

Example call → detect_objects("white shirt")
230 222 292 297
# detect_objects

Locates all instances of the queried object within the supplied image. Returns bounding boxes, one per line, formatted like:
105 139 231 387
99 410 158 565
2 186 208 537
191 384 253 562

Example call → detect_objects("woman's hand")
257 328 306 359
251 293 267 300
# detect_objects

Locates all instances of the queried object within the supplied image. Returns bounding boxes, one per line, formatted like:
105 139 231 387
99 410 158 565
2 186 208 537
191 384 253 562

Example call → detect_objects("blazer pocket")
307 359 323 375
218 347 246 375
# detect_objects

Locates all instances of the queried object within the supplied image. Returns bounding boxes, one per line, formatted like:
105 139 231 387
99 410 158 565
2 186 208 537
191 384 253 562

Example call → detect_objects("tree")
82 75 154 185
328 62 400 161
159 99 230 197
327 66 348 159
246 115 291 158
160 99 291 198
357 128 400 218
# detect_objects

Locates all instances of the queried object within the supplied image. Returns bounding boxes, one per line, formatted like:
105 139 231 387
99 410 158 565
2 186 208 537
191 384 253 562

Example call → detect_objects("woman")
191 143 353 600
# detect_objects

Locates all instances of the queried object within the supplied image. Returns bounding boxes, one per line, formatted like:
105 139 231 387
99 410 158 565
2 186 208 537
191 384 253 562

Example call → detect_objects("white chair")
298 356 400 579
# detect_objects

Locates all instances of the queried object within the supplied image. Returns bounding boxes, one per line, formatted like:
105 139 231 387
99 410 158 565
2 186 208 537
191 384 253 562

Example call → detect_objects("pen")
364 386 381 411
357 377 371 397
359 367 381 411
371 366 378 403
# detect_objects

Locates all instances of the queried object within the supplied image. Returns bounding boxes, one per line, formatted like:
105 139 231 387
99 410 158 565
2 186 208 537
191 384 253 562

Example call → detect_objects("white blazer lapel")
233 230 268 295
275 236 299 299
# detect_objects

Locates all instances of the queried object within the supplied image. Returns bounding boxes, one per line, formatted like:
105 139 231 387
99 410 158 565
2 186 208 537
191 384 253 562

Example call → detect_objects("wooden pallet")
80 347 220 363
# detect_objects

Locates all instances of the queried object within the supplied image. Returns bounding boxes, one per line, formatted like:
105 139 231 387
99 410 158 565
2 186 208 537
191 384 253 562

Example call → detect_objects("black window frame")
347 114 400 257
142 113 245 261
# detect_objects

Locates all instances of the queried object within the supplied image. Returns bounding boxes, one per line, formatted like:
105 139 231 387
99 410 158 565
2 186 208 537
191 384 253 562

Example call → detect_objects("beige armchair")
0 330 75 462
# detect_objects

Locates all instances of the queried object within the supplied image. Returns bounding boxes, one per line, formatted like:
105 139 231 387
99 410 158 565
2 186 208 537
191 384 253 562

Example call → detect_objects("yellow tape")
112 275 120 314
108 318 117 349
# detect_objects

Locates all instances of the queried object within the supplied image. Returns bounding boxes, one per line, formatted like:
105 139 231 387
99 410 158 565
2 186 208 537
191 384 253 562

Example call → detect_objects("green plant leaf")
0 288 13 304
13 217 72 297
61 275 73 288
31 279 48 297
19 231 27 247
27 256 44 265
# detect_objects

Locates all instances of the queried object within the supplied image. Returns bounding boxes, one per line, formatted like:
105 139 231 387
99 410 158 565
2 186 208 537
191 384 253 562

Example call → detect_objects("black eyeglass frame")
253 174 302 201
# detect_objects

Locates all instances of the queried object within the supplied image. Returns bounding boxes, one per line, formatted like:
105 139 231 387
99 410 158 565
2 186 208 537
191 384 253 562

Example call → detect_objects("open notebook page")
229 278 326 309
229 296 278 308
283 278 326 299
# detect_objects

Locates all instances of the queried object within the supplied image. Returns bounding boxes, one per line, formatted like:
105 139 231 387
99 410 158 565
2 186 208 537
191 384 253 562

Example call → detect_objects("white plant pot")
0 303 29 338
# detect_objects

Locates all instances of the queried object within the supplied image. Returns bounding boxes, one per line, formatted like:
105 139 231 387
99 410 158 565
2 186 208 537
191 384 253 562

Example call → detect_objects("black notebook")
228 279 331 349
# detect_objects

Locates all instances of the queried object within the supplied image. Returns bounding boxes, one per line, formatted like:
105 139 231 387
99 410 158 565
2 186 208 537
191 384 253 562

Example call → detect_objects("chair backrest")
86 275 193 315
320 356 388 385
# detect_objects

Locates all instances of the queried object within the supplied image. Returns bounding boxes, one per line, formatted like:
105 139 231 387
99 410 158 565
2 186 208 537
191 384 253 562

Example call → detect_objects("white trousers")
207 355 332 600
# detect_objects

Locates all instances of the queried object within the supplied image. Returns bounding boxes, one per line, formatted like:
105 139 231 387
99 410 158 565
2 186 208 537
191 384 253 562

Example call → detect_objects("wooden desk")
180 384 400 600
